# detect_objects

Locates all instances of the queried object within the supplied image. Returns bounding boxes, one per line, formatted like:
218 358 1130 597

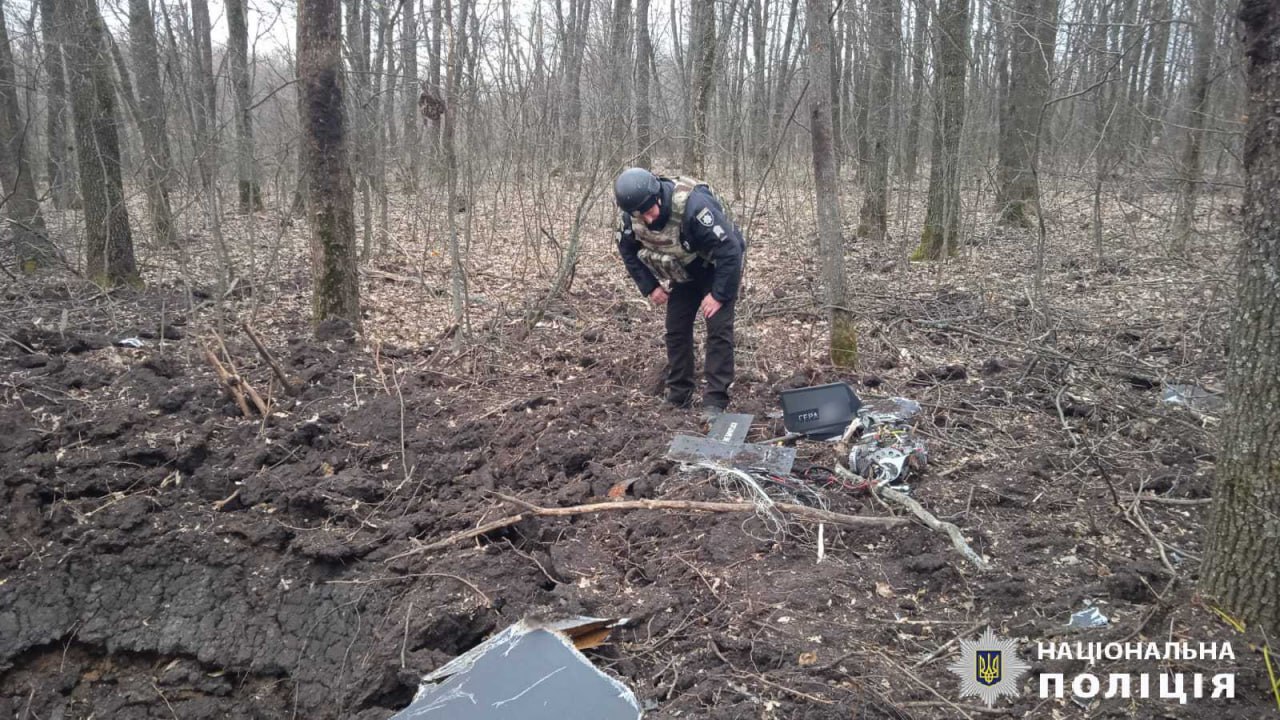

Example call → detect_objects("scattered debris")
665 434 795 476
392 618 641 720
1161 383 1225 415
665 412 796 475
843 397 927 492
1067 605 1109 630
116 337 146 348
780 383 863 440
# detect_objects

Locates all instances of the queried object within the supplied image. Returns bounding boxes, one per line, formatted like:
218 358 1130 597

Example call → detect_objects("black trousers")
665 271 735 409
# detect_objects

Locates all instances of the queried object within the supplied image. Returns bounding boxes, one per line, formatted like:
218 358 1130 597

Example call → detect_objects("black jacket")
616 181 745 303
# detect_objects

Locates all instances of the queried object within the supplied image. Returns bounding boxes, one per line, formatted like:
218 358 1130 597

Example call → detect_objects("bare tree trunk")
560 0 589 167
901 0 929 182
1142 0 1172 146
856 0 899 241
1171 0 1214 255
402 0 420 191
227 0 262 212
298 0 360 330
635 0 653 166
366 0 392 258
59 0 139 286
770 0 800 144
992 0 1011 185
0 0 55 271
442 0 471 327
805 0 856 368
191 0 218 191
125 0 178 245
914 0 969 260
1201 0 1280 642
39 0 76 209
609 0 633 156
1091 0 1116 265
749 0 768 173
996 0 1059 226
687 0 716 176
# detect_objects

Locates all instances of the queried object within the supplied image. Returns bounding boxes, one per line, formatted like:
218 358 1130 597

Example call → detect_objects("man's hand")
700 294 723 319
649 287 669 306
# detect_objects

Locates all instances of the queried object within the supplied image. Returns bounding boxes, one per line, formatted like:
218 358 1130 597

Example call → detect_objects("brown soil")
1 184 1272 719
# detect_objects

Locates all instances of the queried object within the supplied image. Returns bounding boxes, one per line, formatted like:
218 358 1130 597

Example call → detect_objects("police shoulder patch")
696 208 714 227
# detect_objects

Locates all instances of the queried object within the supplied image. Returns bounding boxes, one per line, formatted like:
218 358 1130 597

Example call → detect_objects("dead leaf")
798 651 818 666
875 581 895 598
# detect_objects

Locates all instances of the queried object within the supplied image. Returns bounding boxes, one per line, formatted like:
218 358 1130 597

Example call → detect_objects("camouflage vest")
632 176 727 283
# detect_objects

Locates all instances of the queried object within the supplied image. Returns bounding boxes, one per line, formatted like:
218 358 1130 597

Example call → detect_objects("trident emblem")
976 650 1002 686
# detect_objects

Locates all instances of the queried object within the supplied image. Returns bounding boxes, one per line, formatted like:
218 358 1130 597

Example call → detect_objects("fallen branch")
1125 493 1212 506
833 465 990 571
202 345 252 417
386 492 906 564
492 492 906 529
241 322 299 395
881 484 991 571
214 333 269 416
385 513 527 561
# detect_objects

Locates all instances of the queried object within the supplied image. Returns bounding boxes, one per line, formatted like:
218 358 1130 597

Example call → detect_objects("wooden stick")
242 322 299 395
831 465 990 571
385 514 527 561
213 332 270 416
387 492 908 564
880 484 991 571
203 345 252 417
491 492 907 529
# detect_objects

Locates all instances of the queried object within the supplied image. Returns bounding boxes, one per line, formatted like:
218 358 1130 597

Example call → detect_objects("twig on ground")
213 488 241 511
1126 494 1212 506
912 621 985 668
385 513 526 561
490 492 908 529
832 465 989 570
215 332 270 416
242 321 298 395
202 344 252 417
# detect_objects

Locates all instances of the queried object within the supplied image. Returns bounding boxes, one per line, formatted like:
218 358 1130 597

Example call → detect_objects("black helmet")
614 168 660 213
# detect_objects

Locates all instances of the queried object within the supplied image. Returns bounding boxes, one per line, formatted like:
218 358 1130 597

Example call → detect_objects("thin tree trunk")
805 0 856 368
684 0 716 175
749 0 768 172
126 0 178 245
443 0 471 327
59 0 139 286
298 0 360 329
39 0 76 209
1200 0 1280 642
857 0 899 241
1142 0 1172 146
191 0 218 191
560 0 589 167
996 0 1059 226
402 0 420 191
635 0 653 166
915 0 969 260
901 0 929 182
771 0 800 142
0 0 56 271
609 0 633 157
1170 0 1214 255
227 0 262 212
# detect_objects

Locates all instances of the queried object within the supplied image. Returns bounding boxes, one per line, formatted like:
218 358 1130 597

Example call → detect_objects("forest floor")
1 177 1275 719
